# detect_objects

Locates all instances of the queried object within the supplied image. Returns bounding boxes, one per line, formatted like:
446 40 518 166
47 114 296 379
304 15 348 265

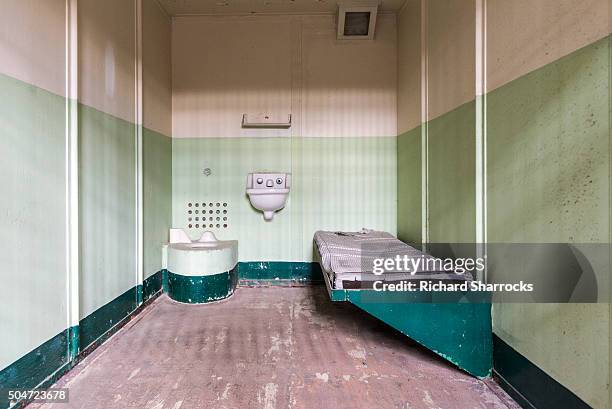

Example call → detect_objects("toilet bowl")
163 229 238 304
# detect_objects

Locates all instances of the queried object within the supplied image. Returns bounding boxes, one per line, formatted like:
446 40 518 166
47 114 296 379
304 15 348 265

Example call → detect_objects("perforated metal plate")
186 201 230 230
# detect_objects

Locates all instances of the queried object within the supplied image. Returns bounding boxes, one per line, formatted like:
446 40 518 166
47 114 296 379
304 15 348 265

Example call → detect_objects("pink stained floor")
30 286 520 409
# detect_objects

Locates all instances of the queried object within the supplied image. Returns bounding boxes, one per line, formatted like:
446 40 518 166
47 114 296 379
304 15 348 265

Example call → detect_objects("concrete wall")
397 0 477 247
397 0 610 407
172 15 397 262
143 0 172 281
78 0 137 321
0 0 68 371
486 1 610 407
0 0 172 398
78 0 172 332
396 0 422 245
2 1 609 407
426 0 476 246
143 0 172 138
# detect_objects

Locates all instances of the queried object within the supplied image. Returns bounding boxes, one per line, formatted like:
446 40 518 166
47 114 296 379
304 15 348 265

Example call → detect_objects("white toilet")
163 229 238 304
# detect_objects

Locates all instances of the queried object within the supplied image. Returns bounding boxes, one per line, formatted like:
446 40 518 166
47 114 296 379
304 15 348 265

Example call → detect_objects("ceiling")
157 0 407 16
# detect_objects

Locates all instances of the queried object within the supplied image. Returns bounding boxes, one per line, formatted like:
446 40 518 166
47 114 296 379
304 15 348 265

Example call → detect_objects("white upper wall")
396 0 421 134
143 0 172 136
426 0 475 120
300 15 397 138
172 14 397 138
172 15 294 138
486 0 609 92
158 0 406 16
79 0 135 123
0 0 66 96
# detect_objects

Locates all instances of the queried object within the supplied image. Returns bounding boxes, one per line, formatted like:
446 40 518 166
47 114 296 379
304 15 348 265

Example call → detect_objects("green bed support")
323 268 493 378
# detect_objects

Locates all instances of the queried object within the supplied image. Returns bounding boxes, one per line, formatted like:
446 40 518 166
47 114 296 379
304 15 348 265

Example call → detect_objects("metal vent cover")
343 12 371 36
337 3 378 40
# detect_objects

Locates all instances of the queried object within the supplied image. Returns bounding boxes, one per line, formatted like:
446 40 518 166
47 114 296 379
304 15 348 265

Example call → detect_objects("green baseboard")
79 287 139 350
143 270 163 302
80 271 163 350
1 271 164 409
238 261 323 285
0 330 69 409
493 334 591 409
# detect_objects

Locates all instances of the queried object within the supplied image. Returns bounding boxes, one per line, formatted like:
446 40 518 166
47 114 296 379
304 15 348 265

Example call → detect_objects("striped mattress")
314 229 471 289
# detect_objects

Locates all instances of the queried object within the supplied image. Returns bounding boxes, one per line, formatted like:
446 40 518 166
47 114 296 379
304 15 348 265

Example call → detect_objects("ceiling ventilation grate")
337 2 378 40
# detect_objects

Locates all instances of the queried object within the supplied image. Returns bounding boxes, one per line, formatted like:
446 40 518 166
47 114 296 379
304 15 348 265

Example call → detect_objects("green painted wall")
78 104 137 322
172 136 397 262
0 2 172 401
428 100 476 245
397 126 422 244
488 36 610 408
396 10 610 405
295 137 397 259
79 114 172 347
172 137 293 261
396 103 476 258
0 77 172 400
0 73 69 370
487 37 609 244
143 128 172 279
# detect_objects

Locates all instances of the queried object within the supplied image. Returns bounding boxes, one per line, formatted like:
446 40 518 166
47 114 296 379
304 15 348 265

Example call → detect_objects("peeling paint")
238 262 324 283
127 368 141 380
219 383 232 400
172 375 183 390
262 383 278 409
422 390 436 408
347 347 367 361
144 394 164 409
167 267 238 304
216 327 228 346
28 288 516 409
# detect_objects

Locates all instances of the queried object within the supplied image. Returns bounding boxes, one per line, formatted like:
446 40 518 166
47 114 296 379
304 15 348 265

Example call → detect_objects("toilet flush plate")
247 173 290 189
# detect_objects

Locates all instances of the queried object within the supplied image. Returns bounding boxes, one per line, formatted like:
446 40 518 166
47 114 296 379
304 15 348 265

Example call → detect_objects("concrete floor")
32 286 520 409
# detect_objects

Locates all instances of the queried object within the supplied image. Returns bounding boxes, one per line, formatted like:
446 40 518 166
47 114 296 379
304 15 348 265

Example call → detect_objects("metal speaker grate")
186 201 229 230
